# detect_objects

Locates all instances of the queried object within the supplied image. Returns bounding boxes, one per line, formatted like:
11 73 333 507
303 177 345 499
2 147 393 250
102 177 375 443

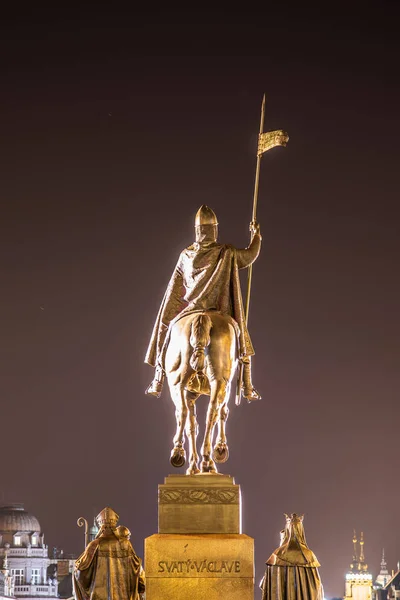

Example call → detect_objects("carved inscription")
158 559 241 575
159 488 238 504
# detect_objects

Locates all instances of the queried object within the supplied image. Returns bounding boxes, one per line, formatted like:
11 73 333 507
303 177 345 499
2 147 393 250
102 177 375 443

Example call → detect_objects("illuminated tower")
88 518 99 543
375 550 390 588
344 531 373 600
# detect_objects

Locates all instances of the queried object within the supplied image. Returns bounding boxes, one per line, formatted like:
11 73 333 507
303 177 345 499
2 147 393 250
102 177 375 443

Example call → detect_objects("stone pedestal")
158 473 241 534
145 474 254 599
145 533 254 600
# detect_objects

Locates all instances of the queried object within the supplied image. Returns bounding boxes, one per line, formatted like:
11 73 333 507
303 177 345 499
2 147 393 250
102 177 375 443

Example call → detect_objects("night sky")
1 5 399 598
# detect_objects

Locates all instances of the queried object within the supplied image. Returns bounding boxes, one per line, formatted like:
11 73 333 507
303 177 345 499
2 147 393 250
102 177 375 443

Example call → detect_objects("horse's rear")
165 310 237 474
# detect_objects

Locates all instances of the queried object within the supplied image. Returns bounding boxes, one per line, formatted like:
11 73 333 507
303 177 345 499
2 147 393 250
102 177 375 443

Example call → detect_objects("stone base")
158 474 241 534
145 533 254 600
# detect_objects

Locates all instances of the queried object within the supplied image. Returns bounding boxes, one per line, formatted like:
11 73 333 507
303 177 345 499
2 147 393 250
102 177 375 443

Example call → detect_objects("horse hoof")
201 459 218 474
212 442 229 464
186 464 201 476
170 447 186 468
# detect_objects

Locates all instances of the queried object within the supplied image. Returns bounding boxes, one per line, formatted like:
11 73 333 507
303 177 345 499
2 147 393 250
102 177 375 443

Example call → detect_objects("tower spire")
359 532 368 571
375 548 390 587
359 532 365 562
381 549 386 568
345 531 373 600
352 530 358 569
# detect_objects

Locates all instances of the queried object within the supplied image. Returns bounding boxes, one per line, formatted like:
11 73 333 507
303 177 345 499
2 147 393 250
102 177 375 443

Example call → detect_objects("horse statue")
145 205 262 474
165 311 237 474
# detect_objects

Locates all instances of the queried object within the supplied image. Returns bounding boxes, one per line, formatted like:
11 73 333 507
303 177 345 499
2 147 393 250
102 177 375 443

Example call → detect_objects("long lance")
235 95 288 405
235 95 266 406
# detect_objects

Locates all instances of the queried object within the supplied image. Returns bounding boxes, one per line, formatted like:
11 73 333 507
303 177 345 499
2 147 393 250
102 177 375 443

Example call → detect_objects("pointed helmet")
195 205 218 226
96 506 119 527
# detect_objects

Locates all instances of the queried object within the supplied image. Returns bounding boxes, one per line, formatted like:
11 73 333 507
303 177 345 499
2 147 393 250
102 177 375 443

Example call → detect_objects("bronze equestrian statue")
145 205 262 474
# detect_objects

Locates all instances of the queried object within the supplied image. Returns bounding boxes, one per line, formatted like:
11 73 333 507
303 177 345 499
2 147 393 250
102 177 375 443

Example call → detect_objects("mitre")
96 506 119 526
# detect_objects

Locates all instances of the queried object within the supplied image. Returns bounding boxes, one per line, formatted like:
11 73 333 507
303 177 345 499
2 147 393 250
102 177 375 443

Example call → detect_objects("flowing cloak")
260 519 324 600
73 533 145 600
145 242 256 369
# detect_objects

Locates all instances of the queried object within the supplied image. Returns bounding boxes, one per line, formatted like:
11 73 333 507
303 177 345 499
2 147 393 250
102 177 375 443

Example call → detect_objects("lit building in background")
56 516 98 599
374 550 391 589
344 531 373 600
0 569 12 599
0 504 58 600
51 550 76 600
376 565 400 600
0 543 13 599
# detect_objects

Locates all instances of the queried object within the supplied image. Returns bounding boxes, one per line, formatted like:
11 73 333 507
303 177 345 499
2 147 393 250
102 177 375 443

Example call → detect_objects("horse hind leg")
201 380 228 473
213 400 230 464
201 403 219 473
185 391 200 475
170 386 188 468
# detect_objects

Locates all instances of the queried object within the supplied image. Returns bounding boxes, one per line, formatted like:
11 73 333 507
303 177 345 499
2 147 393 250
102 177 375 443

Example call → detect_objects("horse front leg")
185 391 200 475
213 400 230 464
170 386 188 468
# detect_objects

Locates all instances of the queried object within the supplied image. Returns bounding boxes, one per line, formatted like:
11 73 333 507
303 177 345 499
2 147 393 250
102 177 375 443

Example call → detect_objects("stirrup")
145 379 164 398
242 385 261 402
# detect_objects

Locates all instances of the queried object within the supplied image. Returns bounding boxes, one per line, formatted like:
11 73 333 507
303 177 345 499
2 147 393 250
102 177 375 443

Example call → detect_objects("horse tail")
189 313 212 372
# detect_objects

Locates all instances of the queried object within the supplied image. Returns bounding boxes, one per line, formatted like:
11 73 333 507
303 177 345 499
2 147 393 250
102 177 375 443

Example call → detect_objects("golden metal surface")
145 205 261 474
145 533 254 600
96 506 119 525
195 205 218 226
77 517 89 549
260 514 324 600
266 513 320 567
158 474 241 534
237 94 289 404
258 129 289 156
73 506 145 600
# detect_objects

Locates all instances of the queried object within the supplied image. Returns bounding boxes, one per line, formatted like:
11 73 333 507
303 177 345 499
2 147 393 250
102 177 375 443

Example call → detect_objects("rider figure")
145 205 262 402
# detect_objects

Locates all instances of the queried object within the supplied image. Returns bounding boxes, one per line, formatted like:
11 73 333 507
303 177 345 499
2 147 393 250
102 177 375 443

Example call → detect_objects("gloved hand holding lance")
235 94 289 405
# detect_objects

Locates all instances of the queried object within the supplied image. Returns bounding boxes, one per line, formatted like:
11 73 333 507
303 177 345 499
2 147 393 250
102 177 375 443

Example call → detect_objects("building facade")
375 550 391 589
376 569 400 600
0 570 12 599
0 504 58 600
344 532 373 600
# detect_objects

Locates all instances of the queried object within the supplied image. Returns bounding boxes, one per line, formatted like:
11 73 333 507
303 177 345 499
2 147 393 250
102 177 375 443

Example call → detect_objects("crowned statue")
73 507 145 600
260 513 324 600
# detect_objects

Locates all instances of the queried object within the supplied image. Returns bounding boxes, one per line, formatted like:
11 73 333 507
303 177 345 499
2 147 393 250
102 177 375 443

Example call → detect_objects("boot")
145 365 165 398
242 357 261 401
